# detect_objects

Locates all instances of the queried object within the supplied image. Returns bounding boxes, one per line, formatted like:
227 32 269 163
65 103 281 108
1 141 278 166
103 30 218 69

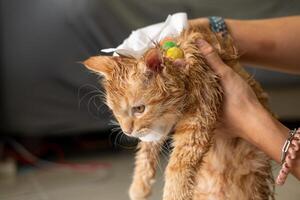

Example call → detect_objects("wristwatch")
208 16 228 37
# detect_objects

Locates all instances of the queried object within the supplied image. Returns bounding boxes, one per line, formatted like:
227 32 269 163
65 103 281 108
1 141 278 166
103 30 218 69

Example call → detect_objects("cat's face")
84 48 187 142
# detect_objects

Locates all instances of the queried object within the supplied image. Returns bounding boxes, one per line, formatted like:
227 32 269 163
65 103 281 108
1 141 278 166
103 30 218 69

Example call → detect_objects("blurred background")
0 0 299 199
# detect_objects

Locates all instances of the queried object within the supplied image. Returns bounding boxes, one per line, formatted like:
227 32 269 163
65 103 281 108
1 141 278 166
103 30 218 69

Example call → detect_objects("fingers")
196 39 231 76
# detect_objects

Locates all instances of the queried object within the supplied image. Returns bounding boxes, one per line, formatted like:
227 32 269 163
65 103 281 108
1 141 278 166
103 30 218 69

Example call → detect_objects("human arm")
196 39 300 180
190 16 300 74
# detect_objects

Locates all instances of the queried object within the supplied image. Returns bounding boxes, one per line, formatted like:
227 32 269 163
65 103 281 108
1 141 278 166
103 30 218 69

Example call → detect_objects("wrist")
224 19 248 60
240 100 289 163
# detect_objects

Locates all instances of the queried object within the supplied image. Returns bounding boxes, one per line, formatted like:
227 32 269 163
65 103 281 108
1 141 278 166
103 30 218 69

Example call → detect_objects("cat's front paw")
129 179 153 200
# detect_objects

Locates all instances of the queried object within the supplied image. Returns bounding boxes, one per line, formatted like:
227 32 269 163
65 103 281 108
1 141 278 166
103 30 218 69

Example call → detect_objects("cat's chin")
139 132 163 142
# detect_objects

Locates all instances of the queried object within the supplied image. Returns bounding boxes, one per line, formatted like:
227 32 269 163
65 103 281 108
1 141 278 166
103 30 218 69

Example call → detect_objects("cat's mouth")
132 128 163 142
133 122 176 142
139 133 162 142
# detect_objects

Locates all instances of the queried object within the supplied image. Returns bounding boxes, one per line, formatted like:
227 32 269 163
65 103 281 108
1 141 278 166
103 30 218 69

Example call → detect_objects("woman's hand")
196 39 261 140
196 39 300 180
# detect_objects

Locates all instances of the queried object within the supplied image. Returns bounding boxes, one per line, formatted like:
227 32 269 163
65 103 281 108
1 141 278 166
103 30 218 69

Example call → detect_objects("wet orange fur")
84 25 274 200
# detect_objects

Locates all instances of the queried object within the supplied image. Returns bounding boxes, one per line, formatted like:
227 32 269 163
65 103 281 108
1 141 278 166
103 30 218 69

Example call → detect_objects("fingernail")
173 59 187 68
196 39 207 48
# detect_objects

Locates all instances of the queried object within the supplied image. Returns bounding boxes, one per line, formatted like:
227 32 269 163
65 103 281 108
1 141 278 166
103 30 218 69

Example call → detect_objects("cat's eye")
132 105 145 115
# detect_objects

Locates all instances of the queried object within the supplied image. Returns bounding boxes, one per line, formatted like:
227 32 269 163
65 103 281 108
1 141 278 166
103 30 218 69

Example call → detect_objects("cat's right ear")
83 56 118 79
144 48 163 73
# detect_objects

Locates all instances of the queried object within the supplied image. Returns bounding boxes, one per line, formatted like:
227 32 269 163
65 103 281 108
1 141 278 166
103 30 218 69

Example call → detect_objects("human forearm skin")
190 16 300 74
241 100 300 180
226 17 300 74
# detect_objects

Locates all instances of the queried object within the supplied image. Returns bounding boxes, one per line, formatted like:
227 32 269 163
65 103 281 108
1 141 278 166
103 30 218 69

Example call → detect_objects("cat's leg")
163 126 211 200
129 141 163 200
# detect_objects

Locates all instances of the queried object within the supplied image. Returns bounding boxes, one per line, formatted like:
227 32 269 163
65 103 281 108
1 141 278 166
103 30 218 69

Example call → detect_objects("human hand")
196 39 263 140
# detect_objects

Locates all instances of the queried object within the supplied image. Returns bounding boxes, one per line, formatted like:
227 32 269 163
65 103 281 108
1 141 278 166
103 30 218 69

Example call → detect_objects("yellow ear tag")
166 47 184 60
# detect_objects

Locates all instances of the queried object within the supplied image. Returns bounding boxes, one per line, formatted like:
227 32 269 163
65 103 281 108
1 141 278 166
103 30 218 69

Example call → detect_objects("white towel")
101 12 189 59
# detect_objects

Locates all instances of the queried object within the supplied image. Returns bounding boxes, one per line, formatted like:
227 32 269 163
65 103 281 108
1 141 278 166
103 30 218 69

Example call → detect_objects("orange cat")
84 25 274 200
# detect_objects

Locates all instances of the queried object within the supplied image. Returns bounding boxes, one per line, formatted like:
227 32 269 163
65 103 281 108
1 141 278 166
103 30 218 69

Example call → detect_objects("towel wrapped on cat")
83 13 274 200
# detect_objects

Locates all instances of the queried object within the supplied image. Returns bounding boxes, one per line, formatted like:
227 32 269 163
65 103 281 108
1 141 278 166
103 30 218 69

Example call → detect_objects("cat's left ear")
83 56 118 79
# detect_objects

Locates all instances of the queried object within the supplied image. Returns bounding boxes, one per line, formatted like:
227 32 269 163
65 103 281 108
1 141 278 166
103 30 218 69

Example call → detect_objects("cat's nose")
123 129 133 135
122 119 133 135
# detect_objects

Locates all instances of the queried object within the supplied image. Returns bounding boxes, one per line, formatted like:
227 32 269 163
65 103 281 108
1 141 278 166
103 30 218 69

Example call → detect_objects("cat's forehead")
106 75 144 104
106 88 144 113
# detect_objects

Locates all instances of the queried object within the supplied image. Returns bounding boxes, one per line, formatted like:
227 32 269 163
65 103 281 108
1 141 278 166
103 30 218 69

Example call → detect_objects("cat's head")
84 47 188 142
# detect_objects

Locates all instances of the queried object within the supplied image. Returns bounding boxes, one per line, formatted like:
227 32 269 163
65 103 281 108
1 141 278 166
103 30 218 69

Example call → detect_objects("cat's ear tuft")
144 48 163 73
83 56 118 79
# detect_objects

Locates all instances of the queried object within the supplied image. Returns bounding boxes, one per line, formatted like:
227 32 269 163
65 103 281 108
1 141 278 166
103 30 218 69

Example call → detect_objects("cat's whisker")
78 84 105 102
166 140 172 152
111 128 121 133
85 93 108 119
77 84 102 100
153 151 163 176
97 103 106 115
112 127 121 132
78 90 100 109
111 125 121 130
120 134 129 147
151 141 166 176
91 93 106 102
160 145 170 163
86 95 99 118
123 134 130 144
110 122 121 130
109 120 122 148
108 130 114 147
120 134 139 150
94 95 103 110
78 83 102 93
119 133 125 145
110 127 122 135
148 36 159 48
161 144 170 155
114 130 123 148
93 96 105 117
112 129 136 150
160 152 168 166
109 120 120 127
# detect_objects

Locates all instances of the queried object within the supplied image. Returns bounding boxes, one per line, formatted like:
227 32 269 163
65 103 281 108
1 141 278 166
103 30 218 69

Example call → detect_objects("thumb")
196 39 230 76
